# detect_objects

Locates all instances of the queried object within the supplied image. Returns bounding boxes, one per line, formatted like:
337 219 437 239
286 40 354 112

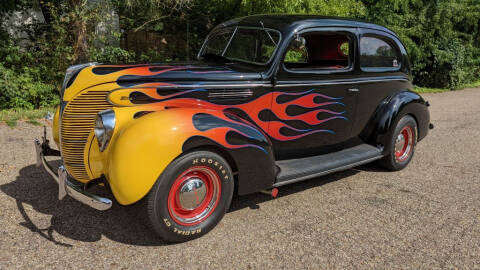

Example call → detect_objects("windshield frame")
198 26 283 66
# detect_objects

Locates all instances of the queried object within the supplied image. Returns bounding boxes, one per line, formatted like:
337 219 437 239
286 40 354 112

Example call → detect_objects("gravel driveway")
1 88 479 269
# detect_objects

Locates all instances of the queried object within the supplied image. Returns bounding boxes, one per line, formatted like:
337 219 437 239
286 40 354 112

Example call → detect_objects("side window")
360 36 400 71
284 32 353 71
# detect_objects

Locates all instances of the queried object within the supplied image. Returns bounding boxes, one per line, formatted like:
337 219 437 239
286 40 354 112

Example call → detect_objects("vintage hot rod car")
35 15 432 242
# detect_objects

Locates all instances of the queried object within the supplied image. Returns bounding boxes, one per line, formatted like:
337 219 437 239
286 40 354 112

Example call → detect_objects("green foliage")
362 0 480 89
5 119 17 127
285 50 307 62
0 0 479 111
238 0 367 17
0 63 59 109
413 86 450 93
90 46 137 64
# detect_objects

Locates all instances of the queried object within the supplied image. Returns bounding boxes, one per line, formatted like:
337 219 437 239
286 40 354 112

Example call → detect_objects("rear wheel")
147 151 234 242
379 115 418 171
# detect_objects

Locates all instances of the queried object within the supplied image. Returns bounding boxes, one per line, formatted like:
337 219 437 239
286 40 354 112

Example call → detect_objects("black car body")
36 15 431 242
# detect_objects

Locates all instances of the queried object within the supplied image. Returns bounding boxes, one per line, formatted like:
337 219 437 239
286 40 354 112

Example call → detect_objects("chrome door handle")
348 88 359 92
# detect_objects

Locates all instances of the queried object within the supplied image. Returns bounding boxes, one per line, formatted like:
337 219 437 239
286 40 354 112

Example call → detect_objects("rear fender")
361 90 430 153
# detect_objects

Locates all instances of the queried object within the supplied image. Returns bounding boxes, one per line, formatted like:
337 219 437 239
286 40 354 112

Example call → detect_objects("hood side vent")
208 89 253 101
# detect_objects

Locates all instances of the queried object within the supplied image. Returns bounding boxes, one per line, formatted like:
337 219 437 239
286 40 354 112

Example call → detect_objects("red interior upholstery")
285 33 350 70
305 34 349 61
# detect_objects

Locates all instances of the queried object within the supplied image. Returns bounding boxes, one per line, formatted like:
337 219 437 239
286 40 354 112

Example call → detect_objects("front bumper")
34 137 112 211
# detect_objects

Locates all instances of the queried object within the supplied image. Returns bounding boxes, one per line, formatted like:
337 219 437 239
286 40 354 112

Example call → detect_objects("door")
270 28 359 159
351 29 411 136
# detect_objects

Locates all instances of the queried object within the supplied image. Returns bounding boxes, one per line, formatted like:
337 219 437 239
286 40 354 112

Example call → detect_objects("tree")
362 0 480 88
238 0 366 17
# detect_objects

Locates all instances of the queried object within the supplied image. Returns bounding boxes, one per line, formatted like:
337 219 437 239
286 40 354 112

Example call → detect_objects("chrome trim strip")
273 155 383 187
34 139 112 211
275 77 409 87
107 77 407 94
153 83 270 89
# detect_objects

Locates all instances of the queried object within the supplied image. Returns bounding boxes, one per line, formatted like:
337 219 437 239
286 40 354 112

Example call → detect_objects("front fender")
106 107 274 205
107 109 189 205
361 90 430 152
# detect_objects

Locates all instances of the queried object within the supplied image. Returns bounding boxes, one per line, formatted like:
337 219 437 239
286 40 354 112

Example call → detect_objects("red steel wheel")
378 115 418 171
394 125 414 163
167 166 221 226
147 151 234 242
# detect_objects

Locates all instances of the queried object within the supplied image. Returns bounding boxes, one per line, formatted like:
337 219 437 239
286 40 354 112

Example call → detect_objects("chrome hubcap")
177 178 207 210
394 133 406 153
168 166 221 226
394 126 414 162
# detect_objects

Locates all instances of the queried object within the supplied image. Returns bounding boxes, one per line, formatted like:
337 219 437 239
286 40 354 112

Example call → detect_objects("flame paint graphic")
103 66 236 87
192 113 269 154
104 66 234 77
95 66 346 152
130 88 207 101
131 88 347 150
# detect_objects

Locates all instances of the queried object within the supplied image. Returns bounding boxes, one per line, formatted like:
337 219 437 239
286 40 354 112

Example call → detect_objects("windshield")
200 27 281 65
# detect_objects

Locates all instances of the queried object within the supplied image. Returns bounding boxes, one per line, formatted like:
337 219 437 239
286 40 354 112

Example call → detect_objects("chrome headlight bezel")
94 109 116 152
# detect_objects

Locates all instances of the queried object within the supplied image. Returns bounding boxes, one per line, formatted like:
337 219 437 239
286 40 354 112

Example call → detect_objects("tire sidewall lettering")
161 155 231 235
149 151 234 242
191 156 228 178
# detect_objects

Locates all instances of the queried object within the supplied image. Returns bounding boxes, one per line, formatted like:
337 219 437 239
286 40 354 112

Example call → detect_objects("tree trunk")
70 0 88 63
72 19 88 63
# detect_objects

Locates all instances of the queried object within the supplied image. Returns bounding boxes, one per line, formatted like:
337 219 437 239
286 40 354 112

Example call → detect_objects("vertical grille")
61 91 111 181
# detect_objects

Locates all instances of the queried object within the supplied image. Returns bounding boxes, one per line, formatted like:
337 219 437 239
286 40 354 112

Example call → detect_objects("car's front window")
200 27 281 65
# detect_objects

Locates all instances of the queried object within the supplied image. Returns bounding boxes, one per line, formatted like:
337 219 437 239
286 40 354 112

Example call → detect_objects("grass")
460 80 480 89
414 80 480 93
0 107 54 127
413 86 450 93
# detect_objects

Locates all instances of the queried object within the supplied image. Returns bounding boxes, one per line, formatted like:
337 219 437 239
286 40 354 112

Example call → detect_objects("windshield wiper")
260 21 277 46
222 26 238 56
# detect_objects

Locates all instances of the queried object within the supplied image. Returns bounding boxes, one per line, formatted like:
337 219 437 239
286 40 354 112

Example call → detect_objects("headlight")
94 109 116 152
61 62 98 98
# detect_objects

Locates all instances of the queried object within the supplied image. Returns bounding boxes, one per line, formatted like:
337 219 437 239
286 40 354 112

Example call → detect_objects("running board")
274 144 383 187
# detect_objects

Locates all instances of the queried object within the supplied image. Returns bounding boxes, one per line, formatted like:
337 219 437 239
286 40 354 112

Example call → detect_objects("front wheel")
379 115 418 171
147 151 234 242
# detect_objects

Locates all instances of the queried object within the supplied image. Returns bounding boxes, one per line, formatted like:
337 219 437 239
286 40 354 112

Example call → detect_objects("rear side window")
360 36 400 71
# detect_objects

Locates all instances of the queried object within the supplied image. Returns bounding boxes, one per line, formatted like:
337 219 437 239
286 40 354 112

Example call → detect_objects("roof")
217 14 396 36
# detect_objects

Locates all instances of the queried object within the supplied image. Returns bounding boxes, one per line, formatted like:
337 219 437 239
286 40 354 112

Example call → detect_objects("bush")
362 0 480 89
0 63 59 109
90 46 137 64
0 0 479 113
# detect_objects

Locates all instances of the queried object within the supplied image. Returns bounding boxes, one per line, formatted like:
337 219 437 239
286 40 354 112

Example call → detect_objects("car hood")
98 62 263 84
62 61 265 100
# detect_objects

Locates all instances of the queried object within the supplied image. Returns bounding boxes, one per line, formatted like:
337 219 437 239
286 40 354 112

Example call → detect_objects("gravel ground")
1 88 479 269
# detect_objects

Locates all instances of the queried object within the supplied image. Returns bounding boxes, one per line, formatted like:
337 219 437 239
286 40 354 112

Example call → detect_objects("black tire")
147 151 234 242
378 115 418 171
